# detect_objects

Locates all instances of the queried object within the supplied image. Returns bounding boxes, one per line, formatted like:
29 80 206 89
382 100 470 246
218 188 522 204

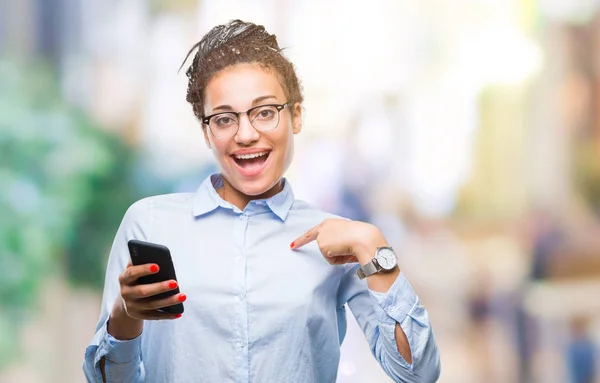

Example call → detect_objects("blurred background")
1 0 600 382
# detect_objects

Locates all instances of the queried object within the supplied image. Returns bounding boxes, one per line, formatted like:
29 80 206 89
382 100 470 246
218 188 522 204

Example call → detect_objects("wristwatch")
356 246 398 279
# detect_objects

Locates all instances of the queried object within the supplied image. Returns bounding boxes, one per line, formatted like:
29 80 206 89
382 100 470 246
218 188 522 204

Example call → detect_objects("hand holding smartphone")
127 239 184 315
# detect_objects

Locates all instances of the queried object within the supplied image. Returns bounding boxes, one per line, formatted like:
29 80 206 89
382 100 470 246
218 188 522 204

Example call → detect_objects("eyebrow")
212 95 278 113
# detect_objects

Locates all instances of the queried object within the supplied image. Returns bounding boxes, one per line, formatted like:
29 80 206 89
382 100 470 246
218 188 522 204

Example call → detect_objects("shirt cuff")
97 321 143 364
369 271 418 324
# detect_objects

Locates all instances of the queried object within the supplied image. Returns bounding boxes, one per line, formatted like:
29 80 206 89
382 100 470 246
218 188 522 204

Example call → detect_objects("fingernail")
177 294 187 302
168 281 178 289
175 314 182 319
150 264 159 273
290 241 295 249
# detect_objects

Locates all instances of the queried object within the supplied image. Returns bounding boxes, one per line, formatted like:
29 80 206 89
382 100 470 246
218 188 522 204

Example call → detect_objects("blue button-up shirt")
83 174 440 382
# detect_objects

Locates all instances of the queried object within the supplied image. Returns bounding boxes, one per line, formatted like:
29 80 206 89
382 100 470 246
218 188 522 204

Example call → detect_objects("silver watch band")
357 259 379 280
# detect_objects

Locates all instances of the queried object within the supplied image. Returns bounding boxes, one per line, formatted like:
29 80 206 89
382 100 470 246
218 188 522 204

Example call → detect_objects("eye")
214 114 237 127
253 106 276 120
260 109 274 118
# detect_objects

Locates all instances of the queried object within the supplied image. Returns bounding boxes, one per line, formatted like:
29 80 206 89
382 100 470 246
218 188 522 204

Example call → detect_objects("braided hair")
179 20 303 123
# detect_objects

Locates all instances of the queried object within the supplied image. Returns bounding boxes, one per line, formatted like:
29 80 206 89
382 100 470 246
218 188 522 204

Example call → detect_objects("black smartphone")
127 239 184 314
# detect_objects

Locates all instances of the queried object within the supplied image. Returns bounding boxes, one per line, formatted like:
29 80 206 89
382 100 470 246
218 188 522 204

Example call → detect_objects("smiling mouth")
232 151 271 167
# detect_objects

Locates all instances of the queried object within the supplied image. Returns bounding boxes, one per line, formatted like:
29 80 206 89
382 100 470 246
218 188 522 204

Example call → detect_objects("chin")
238 178 278 197
223 171 266 194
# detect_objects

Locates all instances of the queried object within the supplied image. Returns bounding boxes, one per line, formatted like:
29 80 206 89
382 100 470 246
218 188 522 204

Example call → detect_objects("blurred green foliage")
0 58 154 367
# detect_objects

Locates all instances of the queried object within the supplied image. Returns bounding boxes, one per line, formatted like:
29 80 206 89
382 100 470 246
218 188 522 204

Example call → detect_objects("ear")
292 103 303 134
202 126 212 149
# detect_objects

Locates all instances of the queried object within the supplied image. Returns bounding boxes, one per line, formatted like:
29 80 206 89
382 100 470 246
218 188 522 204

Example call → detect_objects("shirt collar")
192 173 295 221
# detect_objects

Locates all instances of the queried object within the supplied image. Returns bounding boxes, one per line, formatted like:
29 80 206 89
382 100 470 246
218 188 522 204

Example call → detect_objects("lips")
233 151 270 161
230 150 272 177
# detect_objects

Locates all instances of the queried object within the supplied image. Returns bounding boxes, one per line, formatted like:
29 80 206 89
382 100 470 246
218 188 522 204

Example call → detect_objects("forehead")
204 63 286 110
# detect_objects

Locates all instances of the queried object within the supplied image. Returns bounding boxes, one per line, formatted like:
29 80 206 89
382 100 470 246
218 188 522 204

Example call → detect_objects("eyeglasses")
202 103 290 140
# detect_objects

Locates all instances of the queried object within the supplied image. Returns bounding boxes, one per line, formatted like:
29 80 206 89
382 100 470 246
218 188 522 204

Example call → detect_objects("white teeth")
235 151 268 160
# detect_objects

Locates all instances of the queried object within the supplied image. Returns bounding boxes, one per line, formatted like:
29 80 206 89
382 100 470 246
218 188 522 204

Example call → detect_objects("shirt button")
239 214 247 220
237 293 245 301
238 341 246 348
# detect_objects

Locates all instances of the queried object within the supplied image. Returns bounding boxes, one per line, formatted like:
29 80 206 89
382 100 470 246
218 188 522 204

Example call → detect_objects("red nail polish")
150 264 159 273
290 241 295 248
168 281 178 289
175 314 182 319
178 294 187 302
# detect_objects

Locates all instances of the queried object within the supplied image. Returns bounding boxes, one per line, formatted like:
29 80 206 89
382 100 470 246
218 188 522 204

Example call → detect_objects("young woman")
83 20 440 383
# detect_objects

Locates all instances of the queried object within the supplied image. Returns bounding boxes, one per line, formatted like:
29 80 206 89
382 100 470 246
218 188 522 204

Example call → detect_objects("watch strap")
357 259 379 280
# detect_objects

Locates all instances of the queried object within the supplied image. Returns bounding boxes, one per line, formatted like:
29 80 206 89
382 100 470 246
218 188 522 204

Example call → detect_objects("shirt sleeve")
338 265 441 383
83 199 152 383
83 321 144 383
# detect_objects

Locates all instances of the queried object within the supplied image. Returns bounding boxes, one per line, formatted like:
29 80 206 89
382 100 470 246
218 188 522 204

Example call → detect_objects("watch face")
376 247 397 270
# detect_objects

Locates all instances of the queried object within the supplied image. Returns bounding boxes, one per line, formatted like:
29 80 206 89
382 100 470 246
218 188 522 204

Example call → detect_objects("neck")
218 176 284 211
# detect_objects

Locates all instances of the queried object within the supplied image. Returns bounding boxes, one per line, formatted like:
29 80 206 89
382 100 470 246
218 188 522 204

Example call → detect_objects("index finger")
290 225 319 249
119 263 159 286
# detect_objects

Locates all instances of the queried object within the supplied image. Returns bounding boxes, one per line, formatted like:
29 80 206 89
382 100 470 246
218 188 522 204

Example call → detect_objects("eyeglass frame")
201 102 290 140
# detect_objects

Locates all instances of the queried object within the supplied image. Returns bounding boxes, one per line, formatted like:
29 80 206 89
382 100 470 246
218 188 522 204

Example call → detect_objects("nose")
234 113 260 144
